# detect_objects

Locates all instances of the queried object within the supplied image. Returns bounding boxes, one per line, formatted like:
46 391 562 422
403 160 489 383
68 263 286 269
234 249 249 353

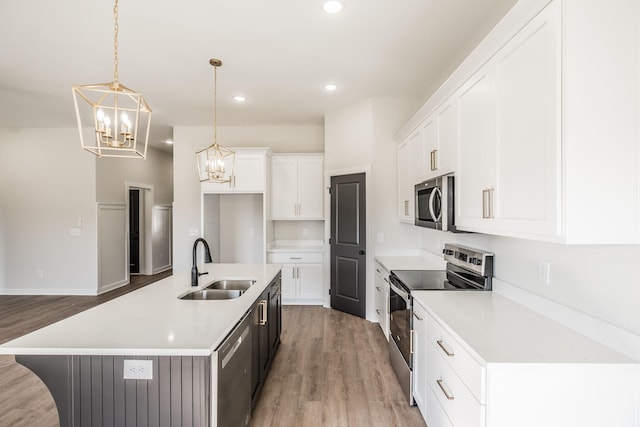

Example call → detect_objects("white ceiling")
0 0 517 151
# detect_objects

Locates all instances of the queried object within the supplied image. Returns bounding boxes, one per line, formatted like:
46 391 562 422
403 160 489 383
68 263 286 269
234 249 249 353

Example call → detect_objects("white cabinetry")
415 292 640 427
267 252 323 304
374 261 390 340
397 137 415 223
201 148 270 193
271 154 323 220
397 97 458 223
396 0 640 244
456 2 560 238
412 299 428 417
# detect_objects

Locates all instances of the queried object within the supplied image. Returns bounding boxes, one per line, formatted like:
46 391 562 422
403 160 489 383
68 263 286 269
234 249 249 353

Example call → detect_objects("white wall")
324 97 421 320
0 128 98 294
273 221 324 241
96 146 173 205
173 125 324 273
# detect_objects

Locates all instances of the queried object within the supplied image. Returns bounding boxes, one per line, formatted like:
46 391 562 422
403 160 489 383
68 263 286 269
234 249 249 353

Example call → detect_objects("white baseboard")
494 278 640 361
152 265 172 275
0 288 99 296
97 279 129 295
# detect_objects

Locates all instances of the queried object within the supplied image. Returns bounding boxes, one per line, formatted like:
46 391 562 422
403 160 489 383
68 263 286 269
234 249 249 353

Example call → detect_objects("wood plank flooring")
250 306 426 427
0 276 425 427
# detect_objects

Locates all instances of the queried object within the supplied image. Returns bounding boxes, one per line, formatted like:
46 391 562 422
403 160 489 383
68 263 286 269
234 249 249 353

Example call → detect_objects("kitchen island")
0 263 282 427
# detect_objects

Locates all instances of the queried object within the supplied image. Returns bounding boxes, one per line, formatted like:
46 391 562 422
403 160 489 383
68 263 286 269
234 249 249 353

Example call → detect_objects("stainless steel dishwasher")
218 311 252 427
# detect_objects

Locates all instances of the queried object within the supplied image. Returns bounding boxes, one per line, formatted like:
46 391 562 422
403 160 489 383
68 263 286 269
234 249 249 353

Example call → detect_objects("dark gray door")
330 173 366 318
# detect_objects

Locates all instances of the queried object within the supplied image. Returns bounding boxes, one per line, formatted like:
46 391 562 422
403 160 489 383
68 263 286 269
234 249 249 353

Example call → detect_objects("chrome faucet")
191 238 213 287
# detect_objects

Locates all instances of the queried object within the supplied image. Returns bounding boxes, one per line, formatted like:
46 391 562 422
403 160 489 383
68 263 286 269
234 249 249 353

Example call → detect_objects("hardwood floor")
0 279 425 427
251 306 426 427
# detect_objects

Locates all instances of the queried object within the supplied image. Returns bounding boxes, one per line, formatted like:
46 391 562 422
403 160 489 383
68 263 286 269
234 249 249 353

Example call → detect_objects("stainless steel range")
388 243 494 405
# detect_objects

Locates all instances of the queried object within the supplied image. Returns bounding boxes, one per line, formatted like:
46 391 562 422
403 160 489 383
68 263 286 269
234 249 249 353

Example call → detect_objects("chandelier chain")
113 0 119 83
213 63 217 146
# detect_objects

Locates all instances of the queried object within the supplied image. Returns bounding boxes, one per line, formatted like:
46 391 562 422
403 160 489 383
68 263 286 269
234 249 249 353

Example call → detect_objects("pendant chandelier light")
72 0 152 159
196 59 236 183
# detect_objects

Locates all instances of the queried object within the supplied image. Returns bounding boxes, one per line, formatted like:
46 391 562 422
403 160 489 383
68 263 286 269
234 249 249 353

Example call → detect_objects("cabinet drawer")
427 313 485 403
268 252 323 264
427 340 485 427
424 378 454 427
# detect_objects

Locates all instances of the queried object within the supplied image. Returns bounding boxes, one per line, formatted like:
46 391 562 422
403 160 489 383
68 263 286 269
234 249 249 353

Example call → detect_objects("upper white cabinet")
397 0 640 244
201 148 271 194
271 154 324 220
397 137 415 223
457 1 560 238
397 97 458 223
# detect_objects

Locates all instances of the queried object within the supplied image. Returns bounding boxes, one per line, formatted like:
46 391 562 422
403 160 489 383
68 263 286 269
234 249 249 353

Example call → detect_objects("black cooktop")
390 269 484 291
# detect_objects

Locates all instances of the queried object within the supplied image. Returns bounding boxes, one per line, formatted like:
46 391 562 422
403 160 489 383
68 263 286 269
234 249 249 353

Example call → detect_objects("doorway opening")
127 184 153 276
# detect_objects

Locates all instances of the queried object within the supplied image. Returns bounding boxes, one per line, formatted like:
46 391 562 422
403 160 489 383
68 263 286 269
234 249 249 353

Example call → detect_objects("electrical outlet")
249 228 256 237
377 233 385 243
189 228 200 237
302 228 309 237
36 270 44 279
538 261 551 285
123 359 153 380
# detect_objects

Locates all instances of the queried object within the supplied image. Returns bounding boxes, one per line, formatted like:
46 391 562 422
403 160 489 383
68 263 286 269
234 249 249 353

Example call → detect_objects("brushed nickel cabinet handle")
436 339 455 357
404 200 409 216
433 149 438 170
290 257 302 260
259 300 268 325
413 311 423 321
410 329 414 354
482 189 490 218
436 379 454 400
376 309 381 315
488 187 494 219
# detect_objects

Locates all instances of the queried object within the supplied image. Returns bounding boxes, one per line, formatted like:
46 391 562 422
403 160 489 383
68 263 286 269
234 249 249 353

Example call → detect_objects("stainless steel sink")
179 289 243 300
206 279 256 291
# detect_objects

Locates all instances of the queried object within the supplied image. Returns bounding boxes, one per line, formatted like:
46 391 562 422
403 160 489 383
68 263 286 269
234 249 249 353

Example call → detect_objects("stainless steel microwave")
415 175 456 231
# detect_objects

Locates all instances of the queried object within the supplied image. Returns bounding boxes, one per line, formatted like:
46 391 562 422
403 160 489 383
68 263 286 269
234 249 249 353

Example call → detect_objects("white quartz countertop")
413 291 637 364
0 264 282 357
375 254 445 272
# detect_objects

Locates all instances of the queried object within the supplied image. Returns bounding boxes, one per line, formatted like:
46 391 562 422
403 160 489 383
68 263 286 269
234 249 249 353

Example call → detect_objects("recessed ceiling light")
324 83 338 92
323 0 344 14
233 95 246 102
166 139 174 145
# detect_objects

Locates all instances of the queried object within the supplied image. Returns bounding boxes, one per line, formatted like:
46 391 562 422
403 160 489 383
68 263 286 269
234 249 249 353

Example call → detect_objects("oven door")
389 275 412 366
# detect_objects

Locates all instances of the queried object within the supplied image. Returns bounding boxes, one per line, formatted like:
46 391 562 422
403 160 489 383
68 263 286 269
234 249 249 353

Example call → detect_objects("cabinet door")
374 272 386 336
421 117 438 180
397 139 414 223
436 97 457 177
492 0 561 238
233 154 265 192
280 264 296 302
297 157 324 219
412 301 428 414
269 279 281 354
456 63 497 230
296 263 323 300
271 157 298 219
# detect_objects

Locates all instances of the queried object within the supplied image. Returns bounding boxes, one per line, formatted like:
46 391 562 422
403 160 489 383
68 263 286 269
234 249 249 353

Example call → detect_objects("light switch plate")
123 359 153 380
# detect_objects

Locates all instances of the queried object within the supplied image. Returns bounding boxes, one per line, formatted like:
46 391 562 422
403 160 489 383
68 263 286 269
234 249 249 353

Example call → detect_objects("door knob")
359 250 366 255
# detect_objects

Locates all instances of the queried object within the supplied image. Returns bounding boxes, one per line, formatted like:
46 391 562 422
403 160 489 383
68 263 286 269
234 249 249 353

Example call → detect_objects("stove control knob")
469 257 482 266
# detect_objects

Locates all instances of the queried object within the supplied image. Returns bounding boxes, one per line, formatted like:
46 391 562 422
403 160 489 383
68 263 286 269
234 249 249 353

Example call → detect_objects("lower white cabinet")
268 252 323 304
415 292 640 427
412 299 428 415
374 261 390 340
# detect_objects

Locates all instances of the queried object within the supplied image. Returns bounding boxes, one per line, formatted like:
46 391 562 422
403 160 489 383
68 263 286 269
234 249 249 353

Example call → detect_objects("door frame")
125 182 155 276
323 165 373 320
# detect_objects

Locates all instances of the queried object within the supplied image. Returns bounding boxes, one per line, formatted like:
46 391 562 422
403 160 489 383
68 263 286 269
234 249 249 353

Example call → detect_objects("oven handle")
389 277 410 302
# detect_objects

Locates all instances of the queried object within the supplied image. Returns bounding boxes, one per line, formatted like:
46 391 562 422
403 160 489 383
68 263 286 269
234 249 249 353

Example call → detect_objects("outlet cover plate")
123 359 153 380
